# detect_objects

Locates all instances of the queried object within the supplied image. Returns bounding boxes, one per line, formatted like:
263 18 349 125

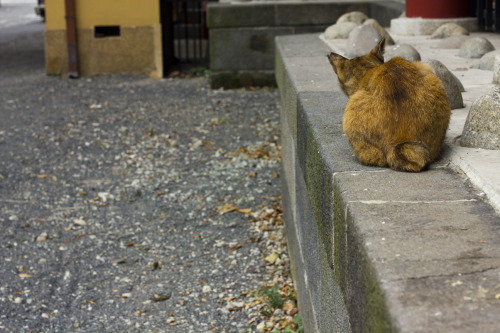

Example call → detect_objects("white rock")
336 11 368 24
431 23 469 39
458 37 495 59
324 22 358 39
36 232 48 242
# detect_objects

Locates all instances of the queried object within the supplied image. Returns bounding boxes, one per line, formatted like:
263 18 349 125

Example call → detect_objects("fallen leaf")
73 218 86 226
245 299 263 307
264 252 279 264
153 294 171 302
126 242 134 247
215 203 251 214
282 300 295 311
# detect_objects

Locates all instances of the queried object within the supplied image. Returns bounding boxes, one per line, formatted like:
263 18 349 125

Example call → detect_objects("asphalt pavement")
0 5 296 332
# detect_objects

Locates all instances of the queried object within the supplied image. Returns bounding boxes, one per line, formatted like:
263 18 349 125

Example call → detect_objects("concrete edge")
276 33 500 332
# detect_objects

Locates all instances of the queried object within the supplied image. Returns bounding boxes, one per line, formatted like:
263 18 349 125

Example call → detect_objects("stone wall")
207 1 404 88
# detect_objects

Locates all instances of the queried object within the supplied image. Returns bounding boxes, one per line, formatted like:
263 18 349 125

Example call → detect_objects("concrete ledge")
391 17 478 35
208 0 404 88
277 34 500 332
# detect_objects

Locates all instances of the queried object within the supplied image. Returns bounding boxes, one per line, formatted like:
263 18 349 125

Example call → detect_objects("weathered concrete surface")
323 30 500 211
390 17 478 36
277 34 500 332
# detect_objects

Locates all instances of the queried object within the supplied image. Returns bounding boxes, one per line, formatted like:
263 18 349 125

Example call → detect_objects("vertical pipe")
478 0 486 28
193 2 198 66
495 0 500 31
486 0 494 29
65 0 79 78
175 2 180 61
161 0 175 77
184 3 189 62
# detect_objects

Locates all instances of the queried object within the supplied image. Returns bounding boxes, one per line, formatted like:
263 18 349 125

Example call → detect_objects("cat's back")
361 57 447 108
364 57 430 90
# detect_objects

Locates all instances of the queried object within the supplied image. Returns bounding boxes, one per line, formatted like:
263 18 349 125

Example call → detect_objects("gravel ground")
0 27 299 332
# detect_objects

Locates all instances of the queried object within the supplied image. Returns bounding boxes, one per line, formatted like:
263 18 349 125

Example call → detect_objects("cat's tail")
386 141 431 172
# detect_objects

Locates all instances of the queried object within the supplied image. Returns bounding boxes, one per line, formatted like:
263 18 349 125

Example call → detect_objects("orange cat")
327 38 451 172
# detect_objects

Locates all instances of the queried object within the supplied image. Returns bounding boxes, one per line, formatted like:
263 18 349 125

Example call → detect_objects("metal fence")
161 0 216 75
477 0 500 31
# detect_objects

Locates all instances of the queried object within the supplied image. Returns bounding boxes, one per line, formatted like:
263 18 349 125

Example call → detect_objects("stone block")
368 1 405 27
461 87 500 150
277 32 500 332
345 24 382 58
209 70 275 89
384 44 421 62
210 27 294 71
209 1 404 88
336 10 368 24
390 17 478 36
207 3 275 28
430 22 469 39
458 36 495 59
346 200 500 332
276 3 369 26
477 50 500 70
324 22 359 40
423 59 464 109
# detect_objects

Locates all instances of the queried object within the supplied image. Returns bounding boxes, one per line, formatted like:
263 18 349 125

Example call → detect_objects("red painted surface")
406 0 470 18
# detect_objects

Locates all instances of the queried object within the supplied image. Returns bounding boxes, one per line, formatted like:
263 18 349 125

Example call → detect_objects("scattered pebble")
0 32 295 331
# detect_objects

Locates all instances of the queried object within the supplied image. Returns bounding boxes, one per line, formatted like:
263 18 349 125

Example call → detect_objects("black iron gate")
476 0 500 31
160 0 216 76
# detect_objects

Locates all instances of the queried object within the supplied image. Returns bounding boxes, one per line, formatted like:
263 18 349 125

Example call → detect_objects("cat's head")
327 38 385 96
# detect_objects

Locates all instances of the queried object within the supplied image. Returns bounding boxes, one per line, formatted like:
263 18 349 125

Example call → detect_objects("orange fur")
327 39 451 172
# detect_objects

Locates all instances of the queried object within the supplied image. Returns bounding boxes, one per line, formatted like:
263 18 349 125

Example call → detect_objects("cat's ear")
369 38 385 63
327 53 346 74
